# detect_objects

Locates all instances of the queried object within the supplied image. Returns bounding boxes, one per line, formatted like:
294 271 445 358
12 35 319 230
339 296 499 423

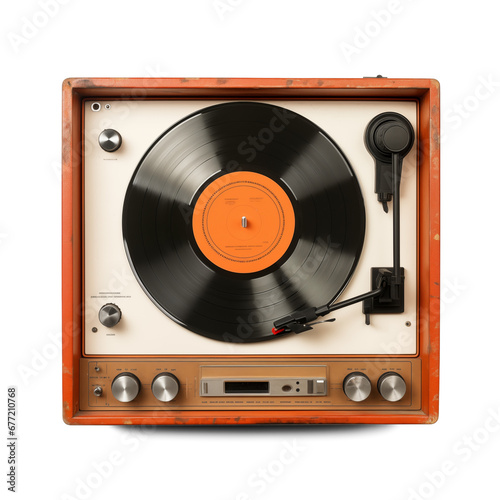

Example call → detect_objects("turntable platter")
122 102 365 342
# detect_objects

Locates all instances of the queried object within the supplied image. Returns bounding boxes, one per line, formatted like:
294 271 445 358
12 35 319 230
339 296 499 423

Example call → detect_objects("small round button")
111 373 140 402
151 373 180 402
99 303 121 328
343 372 371 402
378 372 406 402
98 129 122 152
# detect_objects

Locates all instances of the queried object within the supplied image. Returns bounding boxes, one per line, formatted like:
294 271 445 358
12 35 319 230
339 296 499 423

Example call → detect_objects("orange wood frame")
62 78 440 425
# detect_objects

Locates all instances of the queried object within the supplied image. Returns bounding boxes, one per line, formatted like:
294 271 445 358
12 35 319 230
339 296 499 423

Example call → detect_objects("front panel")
80 358 421 411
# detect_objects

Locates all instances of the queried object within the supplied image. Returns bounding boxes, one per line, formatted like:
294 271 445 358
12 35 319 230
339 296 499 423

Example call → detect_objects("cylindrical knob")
378 372 406 402
99 303 121 328
151 372 180 402
375 121 411 154
98 129 122 152
343 372 371 402
111 372 141 402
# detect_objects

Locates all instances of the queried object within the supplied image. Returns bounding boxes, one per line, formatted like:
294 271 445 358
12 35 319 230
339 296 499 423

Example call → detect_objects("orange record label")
192 171 295 273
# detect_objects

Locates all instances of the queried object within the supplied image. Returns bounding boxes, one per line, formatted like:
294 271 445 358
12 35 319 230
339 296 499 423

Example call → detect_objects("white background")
1 1 499 499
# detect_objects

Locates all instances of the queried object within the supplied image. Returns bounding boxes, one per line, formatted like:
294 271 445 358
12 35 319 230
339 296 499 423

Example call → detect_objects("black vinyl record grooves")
123 102 365 342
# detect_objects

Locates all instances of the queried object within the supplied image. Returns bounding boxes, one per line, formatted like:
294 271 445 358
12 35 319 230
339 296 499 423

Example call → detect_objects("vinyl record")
123 102 365 342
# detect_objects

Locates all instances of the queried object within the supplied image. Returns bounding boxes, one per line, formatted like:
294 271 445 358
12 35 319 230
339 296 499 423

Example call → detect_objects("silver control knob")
111 372 140 402
378 372 406 402
98 129 122 152
152 372 180 402
99 303 121 328
343 372 372 402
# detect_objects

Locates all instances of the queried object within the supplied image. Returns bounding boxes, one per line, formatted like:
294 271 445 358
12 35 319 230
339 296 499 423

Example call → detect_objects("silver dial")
111 373 140 402
378 372 406 402
99 303 122 328
98 129 122 152
152 373 180 402
343 372 371 402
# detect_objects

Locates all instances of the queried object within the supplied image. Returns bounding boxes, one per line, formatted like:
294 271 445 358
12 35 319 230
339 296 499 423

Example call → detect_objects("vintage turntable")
62 78 440 425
